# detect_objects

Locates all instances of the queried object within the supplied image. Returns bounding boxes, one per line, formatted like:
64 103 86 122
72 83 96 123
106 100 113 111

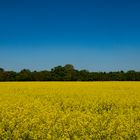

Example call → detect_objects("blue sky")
0 0 140 71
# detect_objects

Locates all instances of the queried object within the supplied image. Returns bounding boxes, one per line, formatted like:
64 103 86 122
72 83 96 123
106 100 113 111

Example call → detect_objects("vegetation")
0 64 140 81
0 82 140 139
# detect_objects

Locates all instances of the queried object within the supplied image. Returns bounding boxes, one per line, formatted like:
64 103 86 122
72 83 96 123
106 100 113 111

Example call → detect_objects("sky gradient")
0 0 140 71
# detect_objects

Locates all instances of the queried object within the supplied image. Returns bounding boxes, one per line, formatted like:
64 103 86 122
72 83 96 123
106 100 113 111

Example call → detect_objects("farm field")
0 82 140 139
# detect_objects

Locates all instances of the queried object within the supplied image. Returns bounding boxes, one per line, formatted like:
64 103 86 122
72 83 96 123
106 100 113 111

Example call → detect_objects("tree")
51 66 65 81
17 69 32 81
77 70 90 81
0 68 4 72
0 65 140 81
0 68 5 81
126 70 137 81
63 64 76 81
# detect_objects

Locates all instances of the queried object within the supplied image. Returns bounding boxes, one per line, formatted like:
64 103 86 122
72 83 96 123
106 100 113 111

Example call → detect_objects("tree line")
0 64 140 81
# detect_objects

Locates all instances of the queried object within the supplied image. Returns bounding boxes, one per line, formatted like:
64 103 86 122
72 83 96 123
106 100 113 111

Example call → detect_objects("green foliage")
0 65 140 81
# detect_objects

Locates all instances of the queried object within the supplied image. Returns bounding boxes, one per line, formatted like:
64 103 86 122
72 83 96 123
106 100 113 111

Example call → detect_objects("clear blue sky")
0 0 140 71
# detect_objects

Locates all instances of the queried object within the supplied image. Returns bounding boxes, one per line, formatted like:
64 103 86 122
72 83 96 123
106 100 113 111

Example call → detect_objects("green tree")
17 69 32 81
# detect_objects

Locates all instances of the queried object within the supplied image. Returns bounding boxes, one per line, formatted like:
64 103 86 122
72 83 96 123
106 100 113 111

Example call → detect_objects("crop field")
0 82 140 139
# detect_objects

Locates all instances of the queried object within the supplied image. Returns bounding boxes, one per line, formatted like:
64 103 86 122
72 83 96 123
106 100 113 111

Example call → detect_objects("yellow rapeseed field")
0 82 140 139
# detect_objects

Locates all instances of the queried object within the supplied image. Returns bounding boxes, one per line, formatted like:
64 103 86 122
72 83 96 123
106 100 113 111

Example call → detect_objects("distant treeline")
0 64 140 81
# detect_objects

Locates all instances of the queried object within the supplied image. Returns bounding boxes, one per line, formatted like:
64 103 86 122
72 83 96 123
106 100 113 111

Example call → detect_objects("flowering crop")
0 82 140 139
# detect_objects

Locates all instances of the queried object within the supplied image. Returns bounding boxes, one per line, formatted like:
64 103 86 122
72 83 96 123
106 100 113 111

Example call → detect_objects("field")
0 82 140 140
